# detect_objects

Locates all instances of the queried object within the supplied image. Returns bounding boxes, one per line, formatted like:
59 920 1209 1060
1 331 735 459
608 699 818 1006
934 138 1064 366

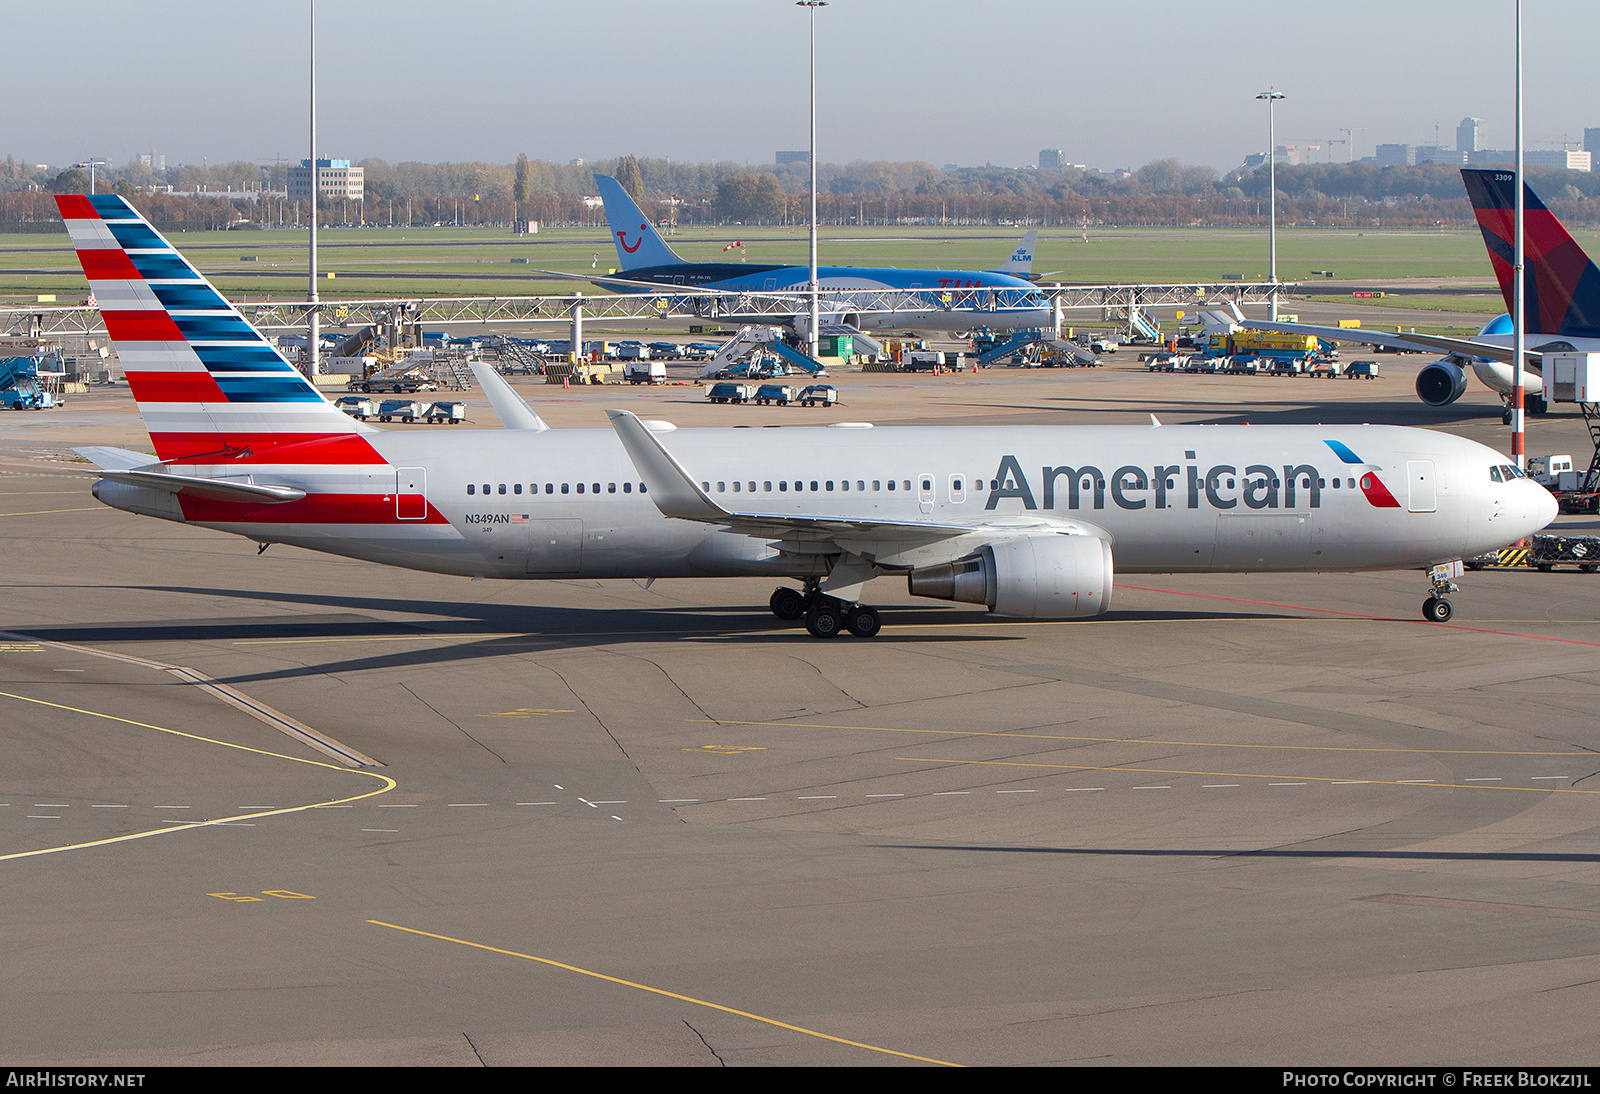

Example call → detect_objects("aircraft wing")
1236 319 1539 368
606 410 1103 552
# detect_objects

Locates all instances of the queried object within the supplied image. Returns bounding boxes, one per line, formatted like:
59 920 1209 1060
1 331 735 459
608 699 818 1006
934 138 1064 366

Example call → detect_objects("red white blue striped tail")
56 193 380 465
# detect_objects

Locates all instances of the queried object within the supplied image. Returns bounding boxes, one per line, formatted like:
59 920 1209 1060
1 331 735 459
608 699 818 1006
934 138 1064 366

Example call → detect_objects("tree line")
4 152 1598 231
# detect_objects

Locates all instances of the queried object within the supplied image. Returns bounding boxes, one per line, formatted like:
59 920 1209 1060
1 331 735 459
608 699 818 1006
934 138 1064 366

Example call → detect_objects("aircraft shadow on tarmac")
16 584 1295 685
884 844 1600 864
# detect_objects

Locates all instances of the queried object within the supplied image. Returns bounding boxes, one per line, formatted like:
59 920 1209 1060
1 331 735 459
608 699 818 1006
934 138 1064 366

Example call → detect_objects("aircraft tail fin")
991 229 1038 278
55 194 382 466
594 174 685 271
1461 168 1600 338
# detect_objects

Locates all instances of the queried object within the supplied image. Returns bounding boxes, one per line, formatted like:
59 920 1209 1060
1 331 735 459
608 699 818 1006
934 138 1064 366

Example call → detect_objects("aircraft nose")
1533 483 1559 529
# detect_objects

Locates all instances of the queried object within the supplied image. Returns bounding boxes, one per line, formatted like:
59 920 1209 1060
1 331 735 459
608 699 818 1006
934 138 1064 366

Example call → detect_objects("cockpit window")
1490 466 1504 483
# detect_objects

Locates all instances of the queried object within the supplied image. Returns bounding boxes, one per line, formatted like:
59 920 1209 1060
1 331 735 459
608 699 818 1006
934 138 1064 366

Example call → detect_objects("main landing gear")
769 584 882 638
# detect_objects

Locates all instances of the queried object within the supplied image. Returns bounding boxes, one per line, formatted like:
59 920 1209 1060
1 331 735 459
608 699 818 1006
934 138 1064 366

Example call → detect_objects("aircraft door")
1407 460 1437 513
527 519 584 575
396 467 427 520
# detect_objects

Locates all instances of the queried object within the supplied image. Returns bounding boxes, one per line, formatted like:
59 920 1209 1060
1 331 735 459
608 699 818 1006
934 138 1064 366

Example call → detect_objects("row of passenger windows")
464 475 1363 498
705 479 922 494
466 482 648 495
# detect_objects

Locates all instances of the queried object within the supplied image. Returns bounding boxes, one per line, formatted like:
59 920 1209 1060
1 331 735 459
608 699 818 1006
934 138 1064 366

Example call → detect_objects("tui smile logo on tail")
616 223 647 254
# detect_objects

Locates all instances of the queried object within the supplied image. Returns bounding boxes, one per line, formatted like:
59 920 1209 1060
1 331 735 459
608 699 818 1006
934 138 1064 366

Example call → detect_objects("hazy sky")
5 1 1595 174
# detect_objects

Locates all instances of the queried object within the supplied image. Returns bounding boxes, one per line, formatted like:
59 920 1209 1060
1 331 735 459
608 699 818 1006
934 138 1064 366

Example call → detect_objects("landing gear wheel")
845 606 881 638
769 587 806 621
804 605 843 638
1423 596 1454 623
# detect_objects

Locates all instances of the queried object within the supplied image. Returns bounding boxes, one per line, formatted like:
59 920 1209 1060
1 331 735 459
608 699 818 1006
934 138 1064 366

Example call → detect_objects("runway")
1 364 1598 1065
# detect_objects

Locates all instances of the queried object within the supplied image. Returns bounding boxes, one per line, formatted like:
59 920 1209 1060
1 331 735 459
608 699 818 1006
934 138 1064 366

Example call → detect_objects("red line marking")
1118 583 1600 647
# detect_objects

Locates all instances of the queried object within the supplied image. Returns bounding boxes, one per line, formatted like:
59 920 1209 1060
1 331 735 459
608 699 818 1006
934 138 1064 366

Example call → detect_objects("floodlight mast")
1256 87 1285 321
798 0 826 359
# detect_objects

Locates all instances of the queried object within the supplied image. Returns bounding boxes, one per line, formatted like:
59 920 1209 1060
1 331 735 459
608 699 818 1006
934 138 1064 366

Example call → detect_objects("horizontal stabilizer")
98 468 306 504
74 445 156 471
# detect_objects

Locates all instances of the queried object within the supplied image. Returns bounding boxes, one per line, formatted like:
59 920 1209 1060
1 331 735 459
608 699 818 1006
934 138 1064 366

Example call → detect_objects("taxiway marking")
368 920 961 1066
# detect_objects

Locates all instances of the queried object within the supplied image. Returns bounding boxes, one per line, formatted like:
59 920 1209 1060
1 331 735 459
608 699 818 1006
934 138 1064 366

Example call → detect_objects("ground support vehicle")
334 396 372 420
0 356 56 409
377 399 424 423
1345 361 1380 379
626 361 667 385
798 384 838 407
1468 534 1600 573
706 382 753 404
754 384 793 406
351 367 436 394
424 401 466 424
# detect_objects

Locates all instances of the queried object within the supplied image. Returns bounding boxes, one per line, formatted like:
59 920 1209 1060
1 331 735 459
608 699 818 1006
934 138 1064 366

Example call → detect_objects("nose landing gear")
1421 560 1463 623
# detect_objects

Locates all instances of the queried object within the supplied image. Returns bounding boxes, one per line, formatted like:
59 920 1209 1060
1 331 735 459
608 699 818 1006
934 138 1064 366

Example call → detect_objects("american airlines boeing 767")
61 194 1554 636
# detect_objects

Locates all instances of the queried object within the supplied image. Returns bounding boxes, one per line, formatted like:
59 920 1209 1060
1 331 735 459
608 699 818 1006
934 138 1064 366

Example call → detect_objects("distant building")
1376 144 1414 166
1457 117 1482 154
136 152 165 173
287 159 364 202
1039 148 1063 169
776 150 810 166
1415 146 1467 165
1469 149 1591 172
1585 129 1600 157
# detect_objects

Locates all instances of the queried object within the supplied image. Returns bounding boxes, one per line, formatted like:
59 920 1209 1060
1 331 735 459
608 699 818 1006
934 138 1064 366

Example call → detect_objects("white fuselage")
93 423 1556 587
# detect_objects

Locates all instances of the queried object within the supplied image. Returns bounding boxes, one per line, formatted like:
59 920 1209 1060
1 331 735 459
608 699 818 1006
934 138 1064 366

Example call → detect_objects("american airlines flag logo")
512 514 529 523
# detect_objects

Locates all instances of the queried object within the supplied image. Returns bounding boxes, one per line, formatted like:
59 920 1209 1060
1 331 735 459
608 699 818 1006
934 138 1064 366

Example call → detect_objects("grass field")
0 222 1533 311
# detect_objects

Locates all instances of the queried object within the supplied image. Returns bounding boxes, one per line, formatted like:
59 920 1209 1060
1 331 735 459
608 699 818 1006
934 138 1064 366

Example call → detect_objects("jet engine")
1415 358 1468 406
906 535 1113 618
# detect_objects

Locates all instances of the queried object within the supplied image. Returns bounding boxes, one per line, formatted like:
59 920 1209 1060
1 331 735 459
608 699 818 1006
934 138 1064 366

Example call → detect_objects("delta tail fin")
1461 168 1600 339
55 194 382 466
990 230 1038 278
594 174 685 272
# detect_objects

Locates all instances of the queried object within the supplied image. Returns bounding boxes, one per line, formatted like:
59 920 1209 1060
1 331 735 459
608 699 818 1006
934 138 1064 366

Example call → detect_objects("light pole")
307 0 320 381
1256 86 1285 320
1512 0 1526 464
74 160 106 194
797 0 826 360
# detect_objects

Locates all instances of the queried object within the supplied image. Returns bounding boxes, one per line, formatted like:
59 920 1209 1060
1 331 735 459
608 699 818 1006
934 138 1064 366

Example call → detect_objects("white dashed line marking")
1269 783 1308 787
519 802 559 806
997 789 1037 794
1062 787 1104 793
1203 784 1240 788
153 805 190 810
728 797 766 802
865 794 903 798
379 804 417 808
1531 776 1568 781
798 796 837 800
1132 786 1171 791
363 829 399 833
932 791 970 796
1397 780 1435 784
1332 781 1370 785
91 804 128 809
1464 778 1502 782
659 799 699 803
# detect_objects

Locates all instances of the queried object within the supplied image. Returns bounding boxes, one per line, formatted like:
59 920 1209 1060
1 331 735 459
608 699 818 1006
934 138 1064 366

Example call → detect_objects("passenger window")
887 480 895 491
779 481 788 491
467 484 475 495
561 483 569 494
810 481 818 491
717 482 726 492
872 480 881 491
482 483 490 494
498 484 506 495
608 483 616 493
841 480 849 491
702 481 710 491
903 481 911 491
623 482 632 493
764 481 772 492
826 481 834 491
577 483 584 494
857 481 865 491
514 483 522 494
592 483 600 494
545 483 553 494
640 483 647 493
748 482 755 492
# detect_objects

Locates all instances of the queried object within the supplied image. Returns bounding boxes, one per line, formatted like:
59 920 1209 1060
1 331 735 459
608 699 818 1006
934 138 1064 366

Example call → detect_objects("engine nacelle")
1415 358 1468 406
906 535 1113 619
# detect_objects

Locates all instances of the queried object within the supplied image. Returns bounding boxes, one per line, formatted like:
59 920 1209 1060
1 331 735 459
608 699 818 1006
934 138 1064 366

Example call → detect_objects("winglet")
468 360 548 431
991 229 1038 277
606 410 729 522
